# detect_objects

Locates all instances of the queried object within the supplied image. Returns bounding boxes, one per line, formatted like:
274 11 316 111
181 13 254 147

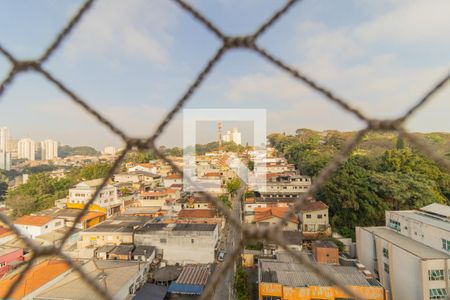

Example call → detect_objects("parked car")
218 251 226 262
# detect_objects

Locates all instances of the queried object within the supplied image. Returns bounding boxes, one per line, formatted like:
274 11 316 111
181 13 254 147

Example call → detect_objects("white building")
0 150 11 170
67 179 121 216
103 146 117 156
0 127 9 152
134 223 219 264
41 139 59 160
18 138 36 161
222 128 241 145
13 215 64 239
356 203 450 300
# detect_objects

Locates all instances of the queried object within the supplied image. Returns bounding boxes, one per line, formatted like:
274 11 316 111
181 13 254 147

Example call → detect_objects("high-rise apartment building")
222 128 242 145
18 138 36 161
0 127 9 152
41 139 58 160
0 151 11 170
103 146 117 156
7 137 19 160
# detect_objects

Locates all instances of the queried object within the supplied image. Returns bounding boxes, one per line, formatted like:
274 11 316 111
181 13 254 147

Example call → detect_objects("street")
214 183 245 300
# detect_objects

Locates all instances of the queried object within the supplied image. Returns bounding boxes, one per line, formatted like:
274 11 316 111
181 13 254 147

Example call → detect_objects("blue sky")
0 0 449 149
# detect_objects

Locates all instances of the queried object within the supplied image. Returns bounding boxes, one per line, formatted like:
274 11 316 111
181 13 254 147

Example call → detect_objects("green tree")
218 194 231 209
226 178 241 196
234 266 250 300
6 195 37 217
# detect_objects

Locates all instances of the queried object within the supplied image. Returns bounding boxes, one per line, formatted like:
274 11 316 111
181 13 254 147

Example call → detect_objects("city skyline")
0 0 449 149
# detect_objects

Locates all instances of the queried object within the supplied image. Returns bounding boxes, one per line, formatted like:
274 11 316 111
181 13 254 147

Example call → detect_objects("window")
160 238 167 244
383 248 389 259
54 221 62 227
441 239 450 251
430 288 447 299
388 219 401 232
191 239 194 244
0 262 5 267
317 214 322 219
428 270 445 281
306 214 311 219
384 263 389 273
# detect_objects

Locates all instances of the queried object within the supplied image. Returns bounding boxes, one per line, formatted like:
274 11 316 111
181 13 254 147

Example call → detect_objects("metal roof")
168 282 204 295
173 224 217 232
362 227 450 259
132 245 155 257
260 260 378 287
109 244 135 255
176 264 211 285
420 203 450 219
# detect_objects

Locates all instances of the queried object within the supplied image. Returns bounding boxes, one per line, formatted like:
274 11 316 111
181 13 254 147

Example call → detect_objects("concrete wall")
15 218 64 239
386 211 450 255
78 232 133 248
299 209 328 232
135 227 218 264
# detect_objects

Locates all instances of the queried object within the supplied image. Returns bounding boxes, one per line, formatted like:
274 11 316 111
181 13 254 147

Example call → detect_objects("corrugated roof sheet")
260 259 376 287
168 282 204 295
176 264 211 285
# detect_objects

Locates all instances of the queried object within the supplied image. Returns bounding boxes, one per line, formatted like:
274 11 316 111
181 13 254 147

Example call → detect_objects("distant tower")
217 122 222 148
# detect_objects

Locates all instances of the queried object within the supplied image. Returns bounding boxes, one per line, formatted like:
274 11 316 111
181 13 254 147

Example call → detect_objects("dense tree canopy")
270 130 450 239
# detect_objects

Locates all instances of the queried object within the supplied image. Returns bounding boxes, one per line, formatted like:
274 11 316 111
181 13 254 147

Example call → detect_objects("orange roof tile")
178 209 216 218
80 211 106 222
0 260 70 299
255 207 298 224
14 215 54 227
299 201 328 212
0 226 13 238
165 173 182 179
204 172 221 177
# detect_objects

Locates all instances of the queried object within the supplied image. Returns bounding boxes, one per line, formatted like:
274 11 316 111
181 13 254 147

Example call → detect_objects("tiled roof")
0 226 13 238
0 260 70 300
165 173 182 179
141 189 177 197
80 211 106 222
178 209 216 219
255 207 298 224
14 215 53 227
299 201 328 212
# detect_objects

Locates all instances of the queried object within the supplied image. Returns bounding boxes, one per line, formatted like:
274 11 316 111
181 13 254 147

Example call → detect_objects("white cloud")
226 72 311 102
65 0 177 64
355 0 450 44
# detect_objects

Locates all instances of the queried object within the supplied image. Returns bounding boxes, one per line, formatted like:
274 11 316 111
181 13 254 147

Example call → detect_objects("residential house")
139 188 179 207
254 207 299 230
0 226 15 245
298 201 331 239
0 260 70 300
13 215 64 239
134 223 219 264
113 170 160 189
34 260 150 300
67 179 122 217
128 163 157 174
0 247 23 277
78 215 147 248
163 173 183 188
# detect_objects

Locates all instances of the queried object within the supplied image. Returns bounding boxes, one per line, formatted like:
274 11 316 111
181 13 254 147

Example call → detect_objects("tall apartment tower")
0 127 11 170
222 128 242 145
41 139 58 160
0 127 9 152
18 138 36 161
